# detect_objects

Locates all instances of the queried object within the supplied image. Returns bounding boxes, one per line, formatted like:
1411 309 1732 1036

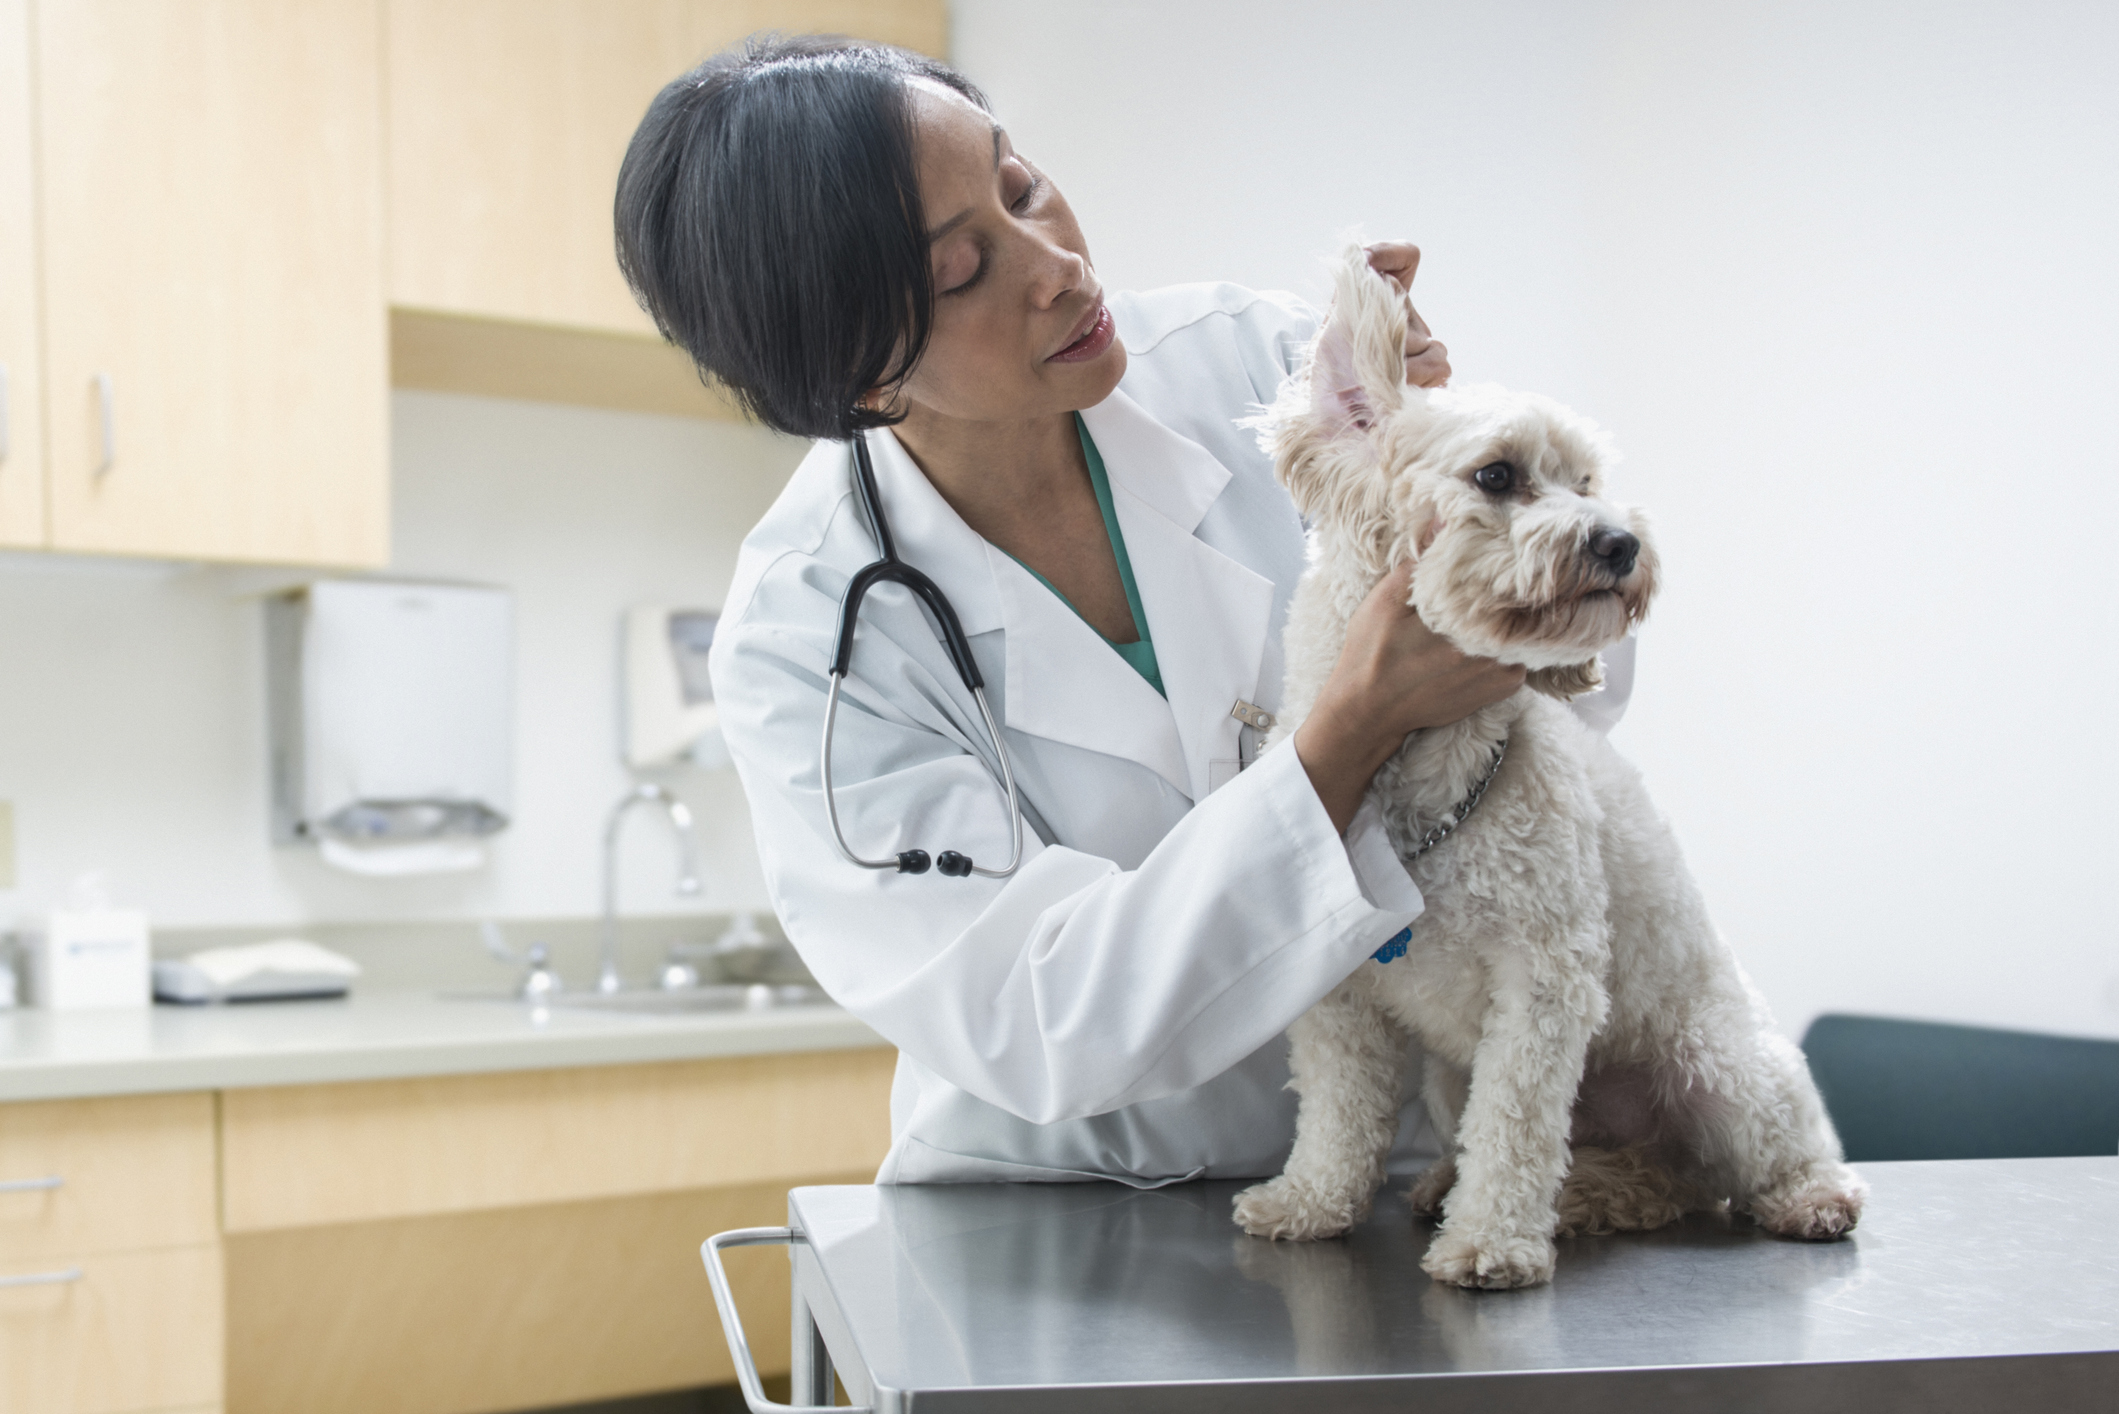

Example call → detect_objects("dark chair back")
1800 1013 2119 1162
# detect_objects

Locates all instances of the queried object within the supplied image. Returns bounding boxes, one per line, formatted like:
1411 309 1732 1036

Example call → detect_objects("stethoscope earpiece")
896 850 931 875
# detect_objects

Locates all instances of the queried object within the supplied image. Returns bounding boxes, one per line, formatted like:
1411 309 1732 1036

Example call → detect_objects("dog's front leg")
1234 975 1405 1240
1422 957 1604 1289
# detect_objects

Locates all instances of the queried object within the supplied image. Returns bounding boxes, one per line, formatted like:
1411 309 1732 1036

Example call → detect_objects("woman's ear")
1526 660 1605 701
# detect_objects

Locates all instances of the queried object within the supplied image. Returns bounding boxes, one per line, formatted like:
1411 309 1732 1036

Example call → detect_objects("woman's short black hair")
615 34 988 441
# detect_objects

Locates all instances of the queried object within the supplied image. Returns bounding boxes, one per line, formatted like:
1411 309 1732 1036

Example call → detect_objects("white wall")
958 0 2119 1040
0 392 801 932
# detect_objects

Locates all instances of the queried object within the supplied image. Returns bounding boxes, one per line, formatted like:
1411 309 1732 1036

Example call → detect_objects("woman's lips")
1047 305 1115 363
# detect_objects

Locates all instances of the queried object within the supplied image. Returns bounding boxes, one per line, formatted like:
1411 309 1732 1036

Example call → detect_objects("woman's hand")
1364 242 1452 389
1293 562 1524 835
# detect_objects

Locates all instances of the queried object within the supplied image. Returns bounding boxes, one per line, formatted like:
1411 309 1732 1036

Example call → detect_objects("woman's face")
883 82 1126 426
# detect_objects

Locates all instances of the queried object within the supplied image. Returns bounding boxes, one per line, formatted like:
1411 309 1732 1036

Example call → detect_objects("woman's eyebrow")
925 123 1008 245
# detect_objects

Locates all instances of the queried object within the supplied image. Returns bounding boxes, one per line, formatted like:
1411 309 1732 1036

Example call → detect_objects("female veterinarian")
617 36 1623 1185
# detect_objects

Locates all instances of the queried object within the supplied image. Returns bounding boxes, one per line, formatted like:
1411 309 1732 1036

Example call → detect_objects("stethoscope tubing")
820 432 1026 880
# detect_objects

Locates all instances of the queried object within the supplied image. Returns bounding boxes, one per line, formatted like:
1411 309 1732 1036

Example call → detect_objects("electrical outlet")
0 801 13 889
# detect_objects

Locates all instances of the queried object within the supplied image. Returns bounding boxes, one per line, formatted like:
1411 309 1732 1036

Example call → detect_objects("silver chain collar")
1402 737 1509 862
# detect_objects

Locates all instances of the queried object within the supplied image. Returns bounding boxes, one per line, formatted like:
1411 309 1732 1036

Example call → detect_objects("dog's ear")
1255 247 1417 532
1309 248 1412 439
1526 660 1604 701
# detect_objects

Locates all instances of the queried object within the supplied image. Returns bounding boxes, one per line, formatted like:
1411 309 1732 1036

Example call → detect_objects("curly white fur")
1232 248 1866 1288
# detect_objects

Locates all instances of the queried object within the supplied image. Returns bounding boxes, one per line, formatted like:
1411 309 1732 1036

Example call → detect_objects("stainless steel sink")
544 983 829 1014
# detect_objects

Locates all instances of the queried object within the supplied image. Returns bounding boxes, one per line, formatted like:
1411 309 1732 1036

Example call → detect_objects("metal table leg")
791 1286 835 1406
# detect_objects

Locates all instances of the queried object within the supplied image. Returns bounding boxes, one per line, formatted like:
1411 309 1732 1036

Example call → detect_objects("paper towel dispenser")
267 580 514 871
622 603 722 768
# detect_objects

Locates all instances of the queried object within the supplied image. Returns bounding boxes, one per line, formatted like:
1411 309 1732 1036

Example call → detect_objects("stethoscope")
820 431 1026 879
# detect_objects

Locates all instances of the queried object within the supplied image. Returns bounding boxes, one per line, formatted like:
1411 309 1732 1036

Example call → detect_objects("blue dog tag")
1372 926 1412 964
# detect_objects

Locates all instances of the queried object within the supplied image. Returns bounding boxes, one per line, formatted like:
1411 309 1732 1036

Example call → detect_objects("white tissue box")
25 909 152 1010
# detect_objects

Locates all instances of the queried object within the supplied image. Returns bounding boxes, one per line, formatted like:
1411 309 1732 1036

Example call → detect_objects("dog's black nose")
1589 527 1640 577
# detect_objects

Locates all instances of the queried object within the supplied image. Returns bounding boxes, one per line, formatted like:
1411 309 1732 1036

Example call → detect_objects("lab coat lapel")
1083 391 1276 804
992 548 1191 795
869 429 1192 795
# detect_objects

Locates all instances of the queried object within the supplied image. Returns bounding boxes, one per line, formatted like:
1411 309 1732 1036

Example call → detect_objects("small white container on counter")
24 908 152 1010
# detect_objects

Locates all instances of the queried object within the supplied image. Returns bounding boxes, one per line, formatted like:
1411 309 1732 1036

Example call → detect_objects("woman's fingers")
1334 564 1521 736
1364 242 1451 388
1293 563 1523 834
1364 242 1421 292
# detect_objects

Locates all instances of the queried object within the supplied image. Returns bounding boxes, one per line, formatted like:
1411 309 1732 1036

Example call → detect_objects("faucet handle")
519 943 563 1001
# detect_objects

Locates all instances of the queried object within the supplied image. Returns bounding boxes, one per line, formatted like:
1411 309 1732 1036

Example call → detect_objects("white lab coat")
710 284 1632 1185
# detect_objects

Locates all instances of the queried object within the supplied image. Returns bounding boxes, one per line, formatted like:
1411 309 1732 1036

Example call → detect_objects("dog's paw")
1749 1170 1867 1241
1421 1224 1557 1289
1406 1155 1457 1218
1233 1176 1365 1241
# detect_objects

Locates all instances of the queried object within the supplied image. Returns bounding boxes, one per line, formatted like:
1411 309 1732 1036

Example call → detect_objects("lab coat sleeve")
714 612 1421 1128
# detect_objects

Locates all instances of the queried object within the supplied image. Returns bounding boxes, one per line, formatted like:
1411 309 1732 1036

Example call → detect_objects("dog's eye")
1474 462 1516 495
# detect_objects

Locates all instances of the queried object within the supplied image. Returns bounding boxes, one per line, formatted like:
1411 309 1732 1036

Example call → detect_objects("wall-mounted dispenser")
267 580 514 875
622 604 723 769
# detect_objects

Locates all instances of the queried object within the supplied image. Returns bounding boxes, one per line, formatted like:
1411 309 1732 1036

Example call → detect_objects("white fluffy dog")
1232 248 1865 1288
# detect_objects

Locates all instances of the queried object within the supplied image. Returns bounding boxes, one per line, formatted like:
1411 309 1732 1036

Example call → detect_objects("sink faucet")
599 783 701 993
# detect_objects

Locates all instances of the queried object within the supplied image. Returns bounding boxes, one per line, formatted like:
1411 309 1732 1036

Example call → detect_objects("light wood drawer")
0 1094 218 1260
221 1048 897 1231
0 1243 223 1413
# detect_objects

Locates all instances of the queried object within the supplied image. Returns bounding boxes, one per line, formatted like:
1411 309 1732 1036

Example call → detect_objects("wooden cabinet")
0 1049 894 1414
219 1047 898 1230
220 1047 898 1414
6 0 947 565
0 1093 223 1414
0 1092 218 1260
33 0 389 567
384 0 949 335
0 0 44 547
382 0 948 417
1 1246 224 1414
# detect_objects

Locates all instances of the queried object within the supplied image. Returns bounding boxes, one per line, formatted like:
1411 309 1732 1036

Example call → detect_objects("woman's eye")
1474 462 1516 494
938 251 983 296
1010 174 1042 213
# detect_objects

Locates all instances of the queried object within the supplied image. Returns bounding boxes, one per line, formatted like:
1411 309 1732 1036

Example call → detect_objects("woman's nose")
1027 235 1089 308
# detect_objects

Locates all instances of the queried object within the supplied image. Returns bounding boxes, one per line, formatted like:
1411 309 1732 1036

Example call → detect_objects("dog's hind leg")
1235 976 1406 1241
1706 1026 1868 1240
1554 1146 1689 1236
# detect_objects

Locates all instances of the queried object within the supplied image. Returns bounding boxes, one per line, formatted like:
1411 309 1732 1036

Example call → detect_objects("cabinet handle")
0 1267 83 1289
0 1175 64 1193
93 371 114 475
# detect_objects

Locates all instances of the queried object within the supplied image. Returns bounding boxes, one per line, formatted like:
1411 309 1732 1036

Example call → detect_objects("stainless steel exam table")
704 1156 2118 1412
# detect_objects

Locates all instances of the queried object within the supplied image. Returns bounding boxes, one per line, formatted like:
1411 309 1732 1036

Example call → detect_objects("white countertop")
0 990 887 1102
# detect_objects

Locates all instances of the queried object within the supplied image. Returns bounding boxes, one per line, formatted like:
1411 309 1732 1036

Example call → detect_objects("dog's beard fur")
1252 247 1660 692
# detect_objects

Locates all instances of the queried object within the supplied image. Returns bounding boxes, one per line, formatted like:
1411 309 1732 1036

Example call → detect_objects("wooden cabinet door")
0 1244 224 1414
385 0 949 336
0 0 45 547
36 0 389 567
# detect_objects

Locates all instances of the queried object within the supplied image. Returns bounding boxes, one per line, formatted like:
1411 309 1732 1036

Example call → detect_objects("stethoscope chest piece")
819 431 1025 881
